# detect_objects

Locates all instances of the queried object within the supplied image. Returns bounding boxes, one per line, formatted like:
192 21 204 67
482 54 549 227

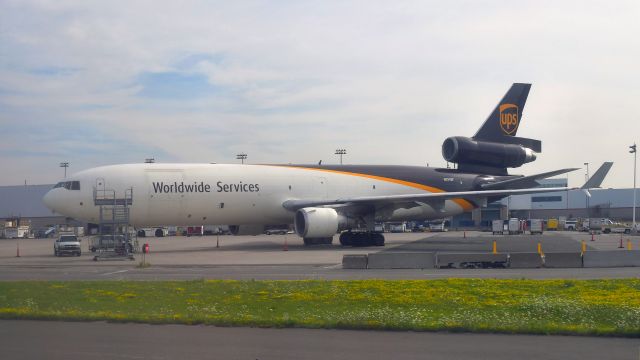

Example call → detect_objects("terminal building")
451 179 639 228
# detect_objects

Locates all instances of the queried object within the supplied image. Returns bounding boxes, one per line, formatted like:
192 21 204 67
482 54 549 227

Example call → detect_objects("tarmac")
1 231 640 280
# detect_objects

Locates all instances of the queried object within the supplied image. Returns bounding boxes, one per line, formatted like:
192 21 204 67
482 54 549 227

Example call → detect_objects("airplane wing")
480 168 579 190
282 162 613 212
282 186 571 211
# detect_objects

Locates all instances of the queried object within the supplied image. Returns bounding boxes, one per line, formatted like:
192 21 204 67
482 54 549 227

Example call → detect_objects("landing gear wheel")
374 233 385 246
351 233 367 247
339 232 353 246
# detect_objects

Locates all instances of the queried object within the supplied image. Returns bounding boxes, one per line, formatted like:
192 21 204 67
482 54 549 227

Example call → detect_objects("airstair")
91 178 137 260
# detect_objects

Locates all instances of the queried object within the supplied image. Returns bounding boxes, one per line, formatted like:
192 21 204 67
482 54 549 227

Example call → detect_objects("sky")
0 0 639 188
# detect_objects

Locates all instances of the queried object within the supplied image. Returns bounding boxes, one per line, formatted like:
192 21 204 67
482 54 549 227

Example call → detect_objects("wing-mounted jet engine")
441 83 541 175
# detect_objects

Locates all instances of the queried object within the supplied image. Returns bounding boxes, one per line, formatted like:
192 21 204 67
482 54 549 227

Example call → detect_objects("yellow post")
492 240 497 254
627 239 632 250
581 240 586 254
537 242 542 255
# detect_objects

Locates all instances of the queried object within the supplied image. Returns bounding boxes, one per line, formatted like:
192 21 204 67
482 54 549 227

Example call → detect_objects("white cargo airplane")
43 84 612 246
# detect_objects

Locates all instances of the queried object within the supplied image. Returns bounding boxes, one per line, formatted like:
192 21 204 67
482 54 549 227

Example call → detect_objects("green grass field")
1 279 639 336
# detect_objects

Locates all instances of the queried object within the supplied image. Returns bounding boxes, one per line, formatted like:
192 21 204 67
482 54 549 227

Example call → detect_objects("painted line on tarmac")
100 270 129 276
322 264 342 269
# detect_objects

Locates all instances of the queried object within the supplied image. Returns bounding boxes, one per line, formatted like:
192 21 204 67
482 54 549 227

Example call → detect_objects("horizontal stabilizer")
581 162 613 189
481 168 579 190
498 136 542 153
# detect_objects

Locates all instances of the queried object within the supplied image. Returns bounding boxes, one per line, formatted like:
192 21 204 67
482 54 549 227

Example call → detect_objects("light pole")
584 162 589 218
335 149 346 165
630 144 637 232
236 153 247 164
59 162 69 178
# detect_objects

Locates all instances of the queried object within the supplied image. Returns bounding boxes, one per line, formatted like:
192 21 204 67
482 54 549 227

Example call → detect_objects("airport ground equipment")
137 227 168 237
508 218 522 235
529 219 543 234
492 220 505 235
585 218 631 234
92 179 136 260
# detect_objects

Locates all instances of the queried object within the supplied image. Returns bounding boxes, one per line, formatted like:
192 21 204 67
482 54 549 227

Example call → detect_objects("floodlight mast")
59 162 69 178
335 149 346 165
631 144 637 232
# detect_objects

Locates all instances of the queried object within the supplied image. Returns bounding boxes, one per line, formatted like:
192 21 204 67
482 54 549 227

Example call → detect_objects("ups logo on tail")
499 103 519 135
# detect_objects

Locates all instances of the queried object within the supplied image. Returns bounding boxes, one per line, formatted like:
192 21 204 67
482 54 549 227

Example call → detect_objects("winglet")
581 162 613 189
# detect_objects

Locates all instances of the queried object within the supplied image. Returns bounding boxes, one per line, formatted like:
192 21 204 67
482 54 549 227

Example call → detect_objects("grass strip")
1 279 639 336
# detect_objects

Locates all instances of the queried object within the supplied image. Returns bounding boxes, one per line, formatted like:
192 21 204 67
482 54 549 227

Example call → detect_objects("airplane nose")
42 189 57 212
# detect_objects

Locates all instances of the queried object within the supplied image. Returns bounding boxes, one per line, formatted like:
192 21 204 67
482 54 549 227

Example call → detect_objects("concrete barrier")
583 250 640 267
436 253 508 269
508 252 542 268
342 254 368 269
366 252 435 269
543 252 582 268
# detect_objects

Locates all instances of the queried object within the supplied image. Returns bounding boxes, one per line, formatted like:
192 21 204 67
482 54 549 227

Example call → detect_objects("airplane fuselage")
43 163 495 227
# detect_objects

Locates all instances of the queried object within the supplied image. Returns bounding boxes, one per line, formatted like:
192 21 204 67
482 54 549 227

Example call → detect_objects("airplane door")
145 169 187 225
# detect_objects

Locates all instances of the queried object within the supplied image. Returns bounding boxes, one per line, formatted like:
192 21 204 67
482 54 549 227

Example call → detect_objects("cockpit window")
53 181 81 190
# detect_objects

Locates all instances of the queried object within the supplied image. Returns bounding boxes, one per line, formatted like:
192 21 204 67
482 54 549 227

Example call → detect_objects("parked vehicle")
265 228 288 235
388 222 407 233
137 227 168 237
186 226 203 236
564 220 577 231
204 225 226 235
587 218 631 234
54 234 81 256
429 222 447 232
546 218 559 231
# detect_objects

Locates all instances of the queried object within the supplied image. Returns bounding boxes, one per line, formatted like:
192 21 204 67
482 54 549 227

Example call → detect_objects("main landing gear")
339 232 385 247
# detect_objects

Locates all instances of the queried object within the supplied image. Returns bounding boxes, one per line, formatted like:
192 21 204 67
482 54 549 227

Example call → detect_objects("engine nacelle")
294 207 354 238
442 136 536 169
229 224 265 236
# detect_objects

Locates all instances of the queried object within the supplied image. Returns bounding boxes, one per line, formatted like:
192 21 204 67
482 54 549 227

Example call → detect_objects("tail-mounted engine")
442 136 536 174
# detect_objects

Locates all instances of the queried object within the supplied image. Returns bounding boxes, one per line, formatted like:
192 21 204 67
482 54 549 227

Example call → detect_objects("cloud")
0 1 639 188
136 71 216 99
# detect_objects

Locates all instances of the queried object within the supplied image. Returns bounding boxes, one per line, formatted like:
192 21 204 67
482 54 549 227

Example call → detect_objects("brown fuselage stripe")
265 165 475 211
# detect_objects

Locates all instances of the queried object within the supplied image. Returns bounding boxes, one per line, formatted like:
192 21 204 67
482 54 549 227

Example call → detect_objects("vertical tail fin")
474 83 531 140
472 83 540 152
